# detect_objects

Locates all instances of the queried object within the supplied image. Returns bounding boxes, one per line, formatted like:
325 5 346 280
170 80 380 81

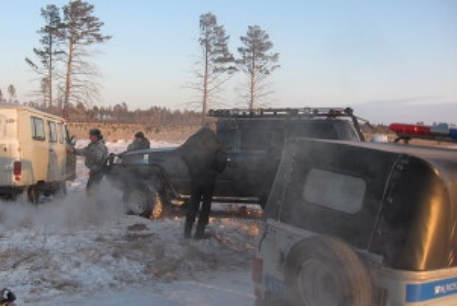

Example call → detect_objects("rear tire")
123 186 163 219
285 236 373 306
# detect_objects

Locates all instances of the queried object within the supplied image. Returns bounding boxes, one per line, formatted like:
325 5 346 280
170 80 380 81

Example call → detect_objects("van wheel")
285 236 373 306
123 187 163 219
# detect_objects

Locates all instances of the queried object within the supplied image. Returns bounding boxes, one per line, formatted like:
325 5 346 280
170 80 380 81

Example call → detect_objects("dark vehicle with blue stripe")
252 127 457 305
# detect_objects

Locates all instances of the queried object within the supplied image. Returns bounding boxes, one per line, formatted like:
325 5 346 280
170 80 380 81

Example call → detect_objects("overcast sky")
1 0 456 124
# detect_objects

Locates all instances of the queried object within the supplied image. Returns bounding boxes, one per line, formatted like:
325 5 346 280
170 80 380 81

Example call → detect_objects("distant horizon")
1 0 456 125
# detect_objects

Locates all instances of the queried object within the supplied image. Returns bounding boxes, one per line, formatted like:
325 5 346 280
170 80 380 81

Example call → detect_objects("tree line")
26 100 202 128
11 1 280 124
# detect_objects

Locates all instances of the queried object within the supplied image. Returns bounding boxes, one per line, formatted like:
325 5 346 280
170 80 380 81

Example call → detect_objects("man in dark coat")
127 131 150 151
180 126 227 239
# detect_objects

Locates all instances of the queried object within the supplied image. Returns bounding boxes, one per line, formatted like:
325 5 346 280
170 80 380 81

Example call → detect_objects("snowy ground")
0 139 261 305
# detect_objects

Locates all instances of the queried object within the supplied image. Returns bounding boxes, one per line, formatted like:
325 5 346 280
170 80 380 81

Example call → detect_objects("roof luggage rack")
208 107 355 119
208 106 370 141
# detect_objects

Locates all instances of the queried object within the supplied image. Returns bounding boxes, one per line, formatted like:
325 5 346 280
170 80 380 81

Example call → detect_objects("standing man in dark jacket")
180 126 227 239
127 131 150 151
74 128 108 193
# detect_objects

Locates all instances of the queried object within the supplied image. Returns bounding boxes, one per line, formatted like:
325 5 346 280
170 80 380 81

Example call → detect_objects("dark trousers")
186 176 215 228
86 170 104 194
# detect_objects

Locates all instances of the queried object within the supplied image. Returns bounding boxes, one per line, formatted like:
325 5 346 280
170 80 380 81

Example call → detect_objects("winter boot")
184 219 193 239
194 223 206 240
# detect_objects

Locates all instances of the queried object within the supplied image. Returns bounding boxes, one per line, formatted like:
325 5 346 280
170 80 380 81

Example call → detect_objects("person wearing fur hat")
73 128 108 193
127 131 150 151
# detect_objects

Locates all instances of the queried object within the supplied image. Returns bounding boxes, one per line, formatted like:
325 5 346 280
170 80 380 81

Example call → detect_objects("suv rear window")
241 129 283 151
304 168 366 214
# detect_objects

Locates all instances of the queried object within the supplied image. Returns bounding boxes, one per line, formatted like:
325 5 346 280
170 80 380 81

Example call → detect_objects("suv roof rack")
208 107 355 119
209 106 369 141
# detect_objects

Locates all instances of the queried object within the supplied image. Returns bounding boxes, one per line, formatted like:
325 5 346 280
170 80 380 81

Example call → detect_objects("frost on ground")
0 140 261 305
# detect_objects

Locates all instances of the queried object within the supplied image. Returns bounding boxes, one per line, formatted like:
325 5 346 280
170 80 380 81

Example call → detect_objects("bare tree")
61 0 111 117
25 4 63 108
189 12 236 124
237 25 280 109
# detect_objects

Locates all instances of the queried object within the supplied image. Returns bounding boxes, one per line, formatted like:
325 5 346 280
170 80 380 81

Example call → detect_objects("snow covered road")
0 139 260 305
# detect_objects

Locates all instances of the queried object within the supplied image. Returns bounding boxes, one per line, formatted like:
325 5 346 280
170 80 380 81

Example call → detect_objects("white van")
0 103 76 202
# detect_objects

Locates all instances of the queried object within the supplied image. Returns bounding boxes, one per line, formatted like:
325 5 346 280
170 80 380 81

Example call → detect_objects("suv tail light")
13 161 21 180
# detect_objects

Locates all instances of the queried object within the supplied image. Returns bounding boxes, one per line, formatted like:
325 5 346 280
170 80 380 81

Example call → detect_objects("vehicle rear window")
303 168 366 214
240 129 271 151
239 128 284 151
31 117 45 141
287 121 339 139
217 129 237 151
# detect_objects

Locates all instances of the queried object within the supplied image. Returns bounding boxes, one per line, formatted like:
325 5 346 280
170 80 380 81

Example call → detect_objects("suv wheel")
285 236 373 306
123 186 163 218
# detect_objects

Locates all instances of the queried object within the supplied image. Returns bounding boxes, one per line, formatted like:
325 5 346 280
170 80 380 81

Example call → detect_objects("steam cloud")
0 180 125 233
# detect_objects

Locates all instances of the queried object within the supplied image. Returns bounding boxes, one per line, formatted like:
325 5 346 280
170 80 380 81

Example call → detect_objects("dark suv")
252 135 457 305
105 107 365 217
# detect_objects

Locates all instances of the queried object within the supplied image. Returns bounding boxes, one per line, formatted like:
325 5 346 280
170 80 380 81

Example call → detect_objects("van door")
64 125 76 180
28 116 49 182
0 111 17 186
47 120 61 182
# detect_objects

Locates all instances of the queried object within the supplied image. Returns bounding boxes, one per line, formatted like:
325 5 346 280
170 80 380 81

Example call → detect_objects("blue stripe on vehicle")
264 274 287 298
406 277 457 302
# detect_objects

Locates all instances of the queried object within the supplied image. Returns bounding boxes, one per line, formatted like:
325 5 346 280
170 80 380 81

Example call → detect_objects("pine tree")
190 12 236 124
25 4 63 108
237 25 280 109
61 0 111 117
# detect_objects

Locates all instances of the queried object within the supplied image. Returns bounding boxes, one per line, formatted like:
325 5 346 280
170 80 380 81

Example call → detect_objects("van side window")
57 123 64 143
48 121 57 143
31 117 45 141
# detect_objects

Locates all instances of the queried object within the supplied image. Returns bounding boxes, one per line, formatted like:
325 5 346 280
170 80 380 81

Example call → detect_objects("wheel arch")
284 235 374 306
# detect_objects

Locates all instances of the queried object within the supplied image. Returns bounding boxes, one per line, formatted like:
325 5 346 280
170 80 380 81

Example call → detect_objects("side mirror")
70 136 77 146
